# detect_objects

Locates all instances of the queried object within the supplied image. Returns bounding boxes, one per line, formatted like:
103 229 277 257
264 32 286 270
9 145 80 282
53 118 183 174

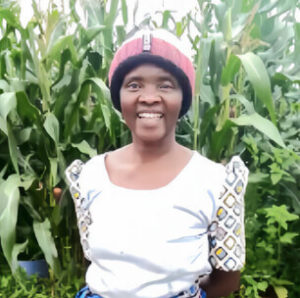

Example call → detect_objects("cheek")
169 94 183 117
120 94 136 124
120 92 131 111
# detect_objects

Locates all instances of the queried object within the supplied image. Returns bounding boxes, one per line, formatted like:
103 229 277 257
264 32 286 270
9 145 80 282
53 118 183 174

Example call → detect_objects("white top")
66 151 248 298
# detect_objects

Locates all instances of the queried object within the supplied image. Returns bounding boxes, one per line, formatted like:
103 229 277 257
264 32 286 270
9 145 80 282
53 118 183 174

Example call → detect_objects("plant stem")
193 95 200 150
278 225 282 266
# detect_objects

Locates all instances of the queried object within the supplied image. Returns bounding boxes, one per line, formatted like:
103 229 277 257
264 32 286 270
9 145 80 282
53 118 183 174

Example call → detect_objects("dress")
66 151 248 298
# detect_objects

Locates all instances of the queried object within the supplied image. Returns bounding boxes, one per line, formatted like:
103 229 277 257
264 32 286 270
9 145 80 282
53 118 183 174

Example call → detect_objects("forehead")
123 64 177 81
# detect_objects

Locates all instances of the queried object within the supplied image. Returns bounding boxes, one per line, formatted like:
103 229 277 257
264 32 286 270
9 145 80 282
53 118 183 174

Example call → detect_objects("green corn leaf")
88 51 102 72
33 219 60 277
0 92 16 121
121 0 128 25
231 113 285 148
101 103 112 132
88 78 110 100
20 196 42 222
45 11 63 54
0 165 8 181
105 0 119 28
238 52 276 124
209 33 225 93
200 85 215 106
44 113 60 145
0 8 19 27
82 0 104 27
7 122 20 175
230 94 255 114
69 0 81 22
213 0 227 27
199 105 220 147
71 140 97 158
210 119 234 160
15 127 32 145
221 54 241 86
0 175 20 271
273 72 300 85
195 38 212 95
82 25 106 46
294 23 300 64
16 91 42 129
57 150 66 183
49 157 58 186
223 7 232 42
0 80 10 92
19 174 35 191
46 35 77 64
0 117 7 134
176 21 183 37
116 25 127 46
12 241 28 273
162 11 174 29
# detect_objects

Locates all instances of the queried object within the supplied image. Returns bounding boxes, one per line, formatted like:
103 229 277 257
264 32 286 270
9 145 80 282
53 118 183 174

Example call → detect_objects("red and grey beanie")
108 29 195 118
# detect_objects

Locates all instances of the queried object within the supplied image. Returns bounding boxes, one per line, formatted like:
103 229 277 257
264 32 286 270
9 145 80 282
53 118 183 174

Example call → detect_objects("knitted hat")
108 29 195 118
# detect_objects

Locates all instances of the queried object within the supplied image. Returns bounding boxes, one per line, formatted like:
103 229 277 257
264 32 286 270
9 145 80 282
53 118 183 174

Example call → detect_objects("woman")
66 29 248 298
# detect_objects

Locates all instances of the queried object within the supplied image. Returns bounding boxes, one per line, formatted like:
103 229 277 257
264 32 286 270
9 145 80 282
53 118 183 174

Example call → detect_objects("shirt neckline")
102 150 198 192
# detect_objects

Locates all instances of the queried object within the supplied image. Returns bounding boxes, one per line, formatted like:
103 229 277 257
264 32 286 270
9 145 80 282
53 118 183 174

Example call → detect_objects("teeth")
138 113 163 119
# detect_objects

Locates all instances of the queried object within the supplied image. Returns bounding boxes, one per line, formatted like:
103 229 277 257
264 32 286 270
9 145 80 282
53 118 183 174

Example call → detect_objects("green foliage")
265 205 299 230
0 0 126 285
237 52 276 124
0 270 84 297
174 0 300 296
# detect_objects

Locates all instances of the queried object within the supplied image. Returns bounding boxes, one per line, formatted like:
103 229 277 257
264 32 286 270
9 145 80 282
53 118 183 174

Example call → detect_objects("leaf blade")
33 219 60 276
231 113 285 148
44 113 60 145
238 52 276 124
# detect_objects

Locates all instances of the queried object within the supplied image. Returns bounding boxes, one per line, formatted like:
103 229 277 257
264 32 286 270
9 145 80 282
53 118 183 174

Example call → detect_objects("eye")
159 83 173 90
127 82 140 90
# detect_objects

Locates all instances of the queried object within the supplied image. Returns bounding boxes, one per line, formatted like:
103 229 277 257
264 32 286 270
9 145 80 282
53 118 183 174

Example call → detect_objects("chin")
136 135 165 144
133 131 169 144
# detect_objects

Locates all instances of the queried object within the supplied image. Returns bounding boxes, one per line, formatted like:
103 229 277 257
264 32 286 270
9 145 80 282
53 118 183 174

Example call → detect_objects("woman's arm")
200 269 240 298
201 156 248 297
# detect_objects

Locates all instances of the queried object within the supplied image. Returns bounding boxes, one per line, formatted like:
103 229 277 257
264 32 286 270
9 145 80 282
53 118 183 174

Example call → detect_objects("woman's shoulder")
191 152 225 179
65 153 107 186
191 153 248 187
192 152 248 172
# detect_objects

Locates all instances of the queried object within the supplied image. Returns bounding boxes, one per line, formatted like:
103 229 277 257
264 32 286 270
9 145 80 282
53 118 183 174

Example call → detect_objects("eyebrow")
123 76 143 84
123 75 178 85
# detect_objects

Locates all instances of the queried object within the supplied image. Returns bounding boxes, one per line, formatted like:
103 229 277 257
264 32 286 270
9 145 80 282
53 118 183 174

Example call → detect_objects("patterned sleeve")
208 156 249 271
65 160 92 261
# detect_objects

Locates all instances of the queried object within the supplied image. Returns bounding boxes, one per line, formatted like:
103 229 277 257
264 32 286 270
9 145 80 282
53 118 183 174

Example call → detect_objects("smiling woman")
65 29 249 298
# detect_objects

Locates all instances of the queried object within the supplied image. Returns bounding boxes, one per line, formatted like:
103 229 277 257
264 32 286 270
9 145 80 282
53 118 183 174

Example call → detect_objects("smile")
137 112 163 119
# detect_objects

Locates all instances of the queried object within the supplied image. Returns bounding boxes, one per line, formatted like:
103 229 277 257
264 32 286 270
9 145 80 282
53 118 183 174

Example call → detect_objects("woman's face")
119 64 183 144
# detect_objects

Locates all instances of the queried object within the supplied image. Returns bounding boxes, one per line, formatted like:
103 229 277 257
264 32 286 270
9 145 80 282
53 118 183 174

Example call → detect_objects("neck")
129 136 179 161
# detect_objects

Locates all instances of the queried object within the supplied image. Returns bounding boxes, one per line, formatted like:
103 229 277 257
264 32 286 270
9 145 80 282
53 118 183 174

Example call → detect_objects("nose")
138 87 161 104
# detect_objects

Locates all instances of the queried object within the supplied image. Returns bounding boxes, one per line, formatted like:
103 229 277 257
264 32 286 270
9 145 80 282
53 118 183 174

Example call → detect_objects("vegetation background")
0 0 299 297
